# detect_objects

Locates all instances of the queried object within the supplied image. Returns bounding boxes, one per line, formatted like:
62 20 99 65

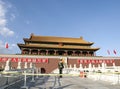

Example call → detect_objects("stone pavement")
30 76 120 89
4 76 120 89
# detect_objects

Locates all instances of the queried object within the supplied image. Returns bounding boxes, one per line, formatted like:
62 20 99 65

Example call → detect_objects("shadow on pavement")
50 84 73 89
28 76 50 88
34 84 73 89
50 76 73 89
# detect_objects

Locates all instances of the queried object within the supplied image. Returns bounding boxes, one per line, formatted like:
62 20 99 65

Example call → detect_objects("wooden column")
38 49 40 55
46 50 48 55
87 51 91 56
72 51 75 56
86 51 89 56
21 48 24 54
64 50 68 56
93 52 95 56
79 51 82 56
29 49 31 55
54 50 57 55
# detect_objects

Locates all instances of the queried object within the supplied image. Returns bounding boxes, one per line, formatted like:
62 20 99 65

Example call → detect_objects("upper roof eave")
18 44 100 51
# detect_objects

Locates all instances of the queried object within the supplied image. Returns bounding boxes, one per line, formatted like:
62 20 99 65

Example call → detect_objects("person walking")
58 58 64 78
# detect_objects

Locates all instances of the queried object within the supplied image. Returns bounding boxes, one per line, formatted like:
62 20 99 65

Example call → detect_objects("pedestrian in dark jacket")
58 59 64 78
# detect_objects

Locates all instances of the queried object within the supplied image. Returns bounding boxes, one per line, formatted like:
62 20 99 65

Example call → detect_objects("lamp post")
21 70 28 89
31 63 35 82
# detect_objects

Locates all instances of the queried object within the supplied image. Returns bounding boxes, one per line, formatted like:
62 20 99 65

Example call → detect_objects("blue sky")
0 0 120 56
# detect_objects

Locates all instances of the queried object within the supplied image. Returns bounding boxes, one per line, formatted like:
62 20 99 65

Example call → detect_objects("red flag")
107 50 110 55
5 42 9 49
113 50 116 54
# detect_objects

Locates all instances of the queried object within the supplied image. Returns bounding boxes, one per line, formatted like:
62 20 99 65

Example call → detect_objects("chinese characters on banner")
77 59 114 64
0 57 48 63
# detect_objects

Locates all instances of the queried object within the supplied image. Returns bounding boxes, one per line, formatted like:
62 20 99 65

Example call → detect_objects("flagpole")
107 50 110 56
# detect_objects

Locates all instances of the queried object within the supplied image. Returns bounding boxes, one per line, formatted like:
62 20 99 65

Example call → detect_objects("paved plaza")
3 75 120 89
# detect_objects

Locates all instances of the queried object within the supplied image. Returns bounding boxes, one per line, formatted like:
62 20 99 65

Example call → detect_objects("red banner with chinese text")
77 59 114 64
0 57 48 63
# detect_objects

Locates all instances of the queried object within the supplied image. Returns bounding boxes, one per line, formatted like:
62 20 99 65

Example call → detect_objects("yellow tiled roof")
24 35 93 44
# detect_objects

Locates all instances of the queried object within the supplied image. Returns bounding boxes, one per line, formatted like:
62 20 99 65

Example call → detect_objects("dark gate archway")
41 68 46 73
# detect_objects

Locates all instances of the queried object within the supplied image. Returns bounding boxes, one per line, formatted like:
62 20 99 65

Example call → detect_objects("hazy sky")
0 0 120 56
